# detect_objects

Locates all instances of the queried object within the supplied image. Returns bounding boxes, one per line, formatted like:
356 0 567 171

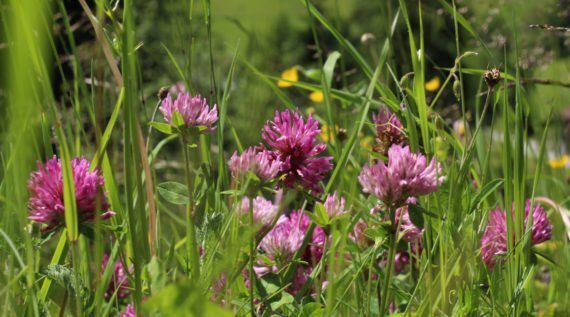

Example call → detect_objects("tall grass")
1 0 569 316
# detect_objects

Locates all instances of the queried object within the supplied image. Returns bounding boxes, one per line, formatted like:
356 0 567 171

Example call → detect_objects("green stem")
248 195 256 316
69 240 83 316
379 206 399 316
181 134 201 281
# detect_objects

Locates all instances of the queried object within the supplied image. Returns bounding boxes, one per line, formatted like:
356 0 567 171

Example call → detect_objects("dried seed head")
483 68 501 89
337 128 348 142
158 87 169 100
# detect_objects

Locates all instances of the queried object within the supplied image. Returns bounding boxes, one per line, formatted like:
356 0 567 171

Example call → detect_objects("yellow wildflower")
548 155 568 169
425 76 441 92
277 67 299 88
309 91 324 103
320 124 338 143
359 134 374 151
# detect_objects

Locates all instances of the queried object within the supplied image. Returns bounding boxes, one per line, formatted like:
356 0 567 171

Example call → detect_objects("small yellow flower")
320 124 338 143
425 76 441 92
277 67 299 88
305 107 316 115
548 155 568 169
359 135 374 151
309 91 324 103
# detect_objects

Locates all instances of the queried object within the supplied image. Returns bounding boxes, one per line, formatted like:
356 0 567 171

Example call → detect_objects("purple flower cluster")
239 195 280 227
27 156 114 232
256 210 325 294
323 191 348 219
101 254 131 300
394 199 423 243
120 304 136 317
350 200 424 273
359 144 443 207
229 146 282 183
262 109 333 193
481 200 552 269
160 92 218 131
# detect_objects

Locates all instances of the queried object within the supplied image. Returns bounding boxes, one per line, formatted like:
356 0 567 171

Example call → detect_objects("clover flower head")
262 109 333 194
160 92 218 132
358 144 443 207
101 254 131 300
240 195 280 227
228 146 282 182
28 156 114 232
258 210 325 266
395 198 423 243
323 191 348 219
480 199 552 269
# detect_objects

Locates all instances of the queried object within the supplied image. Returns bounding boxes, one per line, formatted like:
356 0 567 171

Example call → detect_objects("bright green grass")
1 0 569 316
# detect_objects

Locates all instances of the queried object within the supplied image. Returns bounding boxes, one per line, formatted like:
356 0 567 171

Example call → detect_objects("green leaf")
301 303 325 317
469 179 503 212
143 279 233 317
172 111 185 128
323 51 341 88
149 122 173 135
302 68 322 81
43 265 93 310
146 256 167 293
158 182 190 205
256 273 294 311
363 226 388 240
308 203 330 227
407 204 425 229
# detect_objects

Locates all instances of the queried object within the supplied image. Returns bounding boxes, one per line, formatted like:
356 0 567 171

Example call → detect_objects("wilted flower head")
480 199 552 269
228 146 282 183
240 195 280 227
373 108 406 155
262 109 333 194
28 156 114 232
324 192 348 219
120 304 136 317
483 67 501 89
101 254 131 300
160 92 218 131
358 144 443 207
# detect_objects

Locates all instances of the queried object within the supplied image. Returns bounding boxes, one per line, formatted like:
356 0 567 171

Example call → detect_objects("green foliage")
1 0 569 316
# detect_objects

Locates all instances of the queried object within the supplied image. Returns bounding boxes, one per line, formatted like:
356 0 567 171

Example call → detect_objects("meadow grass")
1 0 569 316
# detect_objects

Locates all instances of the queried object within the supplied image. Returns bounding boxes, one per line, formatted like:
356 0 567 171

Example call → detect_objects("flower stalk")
248 194 256 316
181 134 201 281
379 206 398 316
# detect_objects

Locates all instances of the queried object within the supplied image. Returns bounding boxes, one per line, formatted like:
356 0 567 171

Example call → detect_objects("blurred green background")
137 0 570 147
3 0 568 160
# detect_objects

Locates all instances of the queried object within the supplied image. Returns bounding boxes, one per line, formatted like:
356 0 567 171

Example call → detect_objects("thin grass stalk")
248 195 256 316
501 46 516 303
181 135 201 281
379 205 402 316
